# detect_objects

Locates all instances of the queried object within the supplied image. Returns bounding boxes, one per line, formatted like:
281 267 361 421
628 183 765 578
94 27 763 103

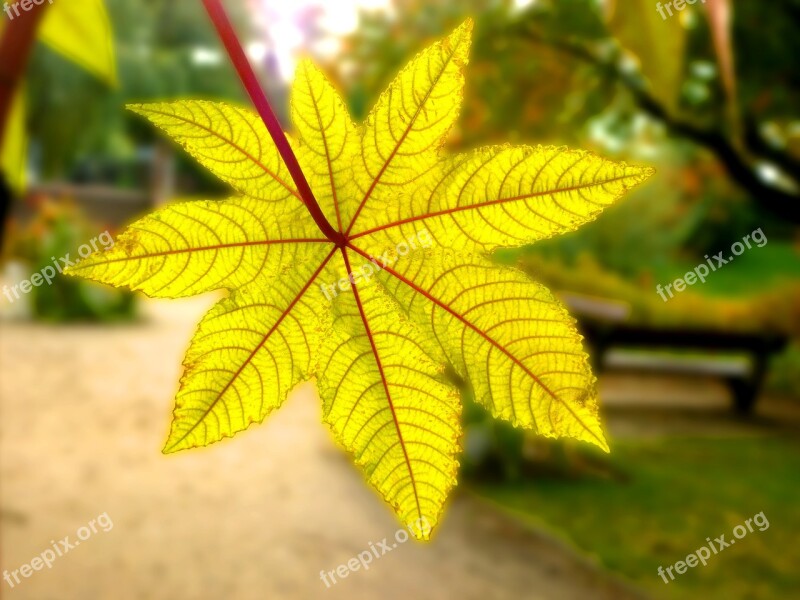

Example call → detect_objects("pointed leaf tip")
444 18 473 66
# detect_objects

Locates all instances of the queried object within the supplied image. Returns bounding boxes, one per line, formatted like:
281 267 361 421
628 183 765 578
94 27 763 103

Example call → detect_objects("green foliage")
733 1 800 118
26 0 250 180
5 200 136 322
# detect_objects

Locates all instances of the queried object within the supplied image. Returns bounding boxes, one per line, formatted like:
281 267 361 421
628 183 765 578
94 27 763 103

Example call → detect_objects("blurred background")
1 0 798 598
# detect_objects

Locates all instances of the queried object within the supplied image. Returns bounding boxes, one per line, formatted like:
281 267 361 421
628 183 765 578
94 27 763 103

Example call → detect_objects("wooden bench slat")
603 350 753 377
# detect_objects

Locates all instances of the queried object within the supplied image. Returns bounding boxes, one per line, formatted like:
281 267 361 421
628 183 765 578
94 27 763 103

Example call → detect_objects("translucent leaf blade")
349 19 473 232
291 59 360 231
66 197 329 298
165 249 336 453
317 250 461 539
0 86 27 193
40 0 118 87
354 146 654 251
351 247 608 452
128 101 303 204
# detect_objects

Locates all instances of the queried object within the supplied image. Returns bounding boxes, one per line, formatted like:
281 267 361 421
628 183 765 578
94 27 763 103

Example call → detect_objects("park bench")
560 293 789 414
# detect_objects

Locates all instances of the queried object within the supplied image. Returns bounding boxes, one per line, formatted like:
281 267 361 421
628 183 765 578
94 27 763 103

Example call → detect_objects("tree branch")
743 113 800 181
515 27 800 224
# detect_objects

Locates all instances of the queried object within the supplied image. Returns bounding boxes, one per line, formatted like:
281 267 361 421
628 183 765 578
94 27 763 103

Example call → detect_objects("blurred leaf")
39 0 117 87
608 0 687 113
0 86 27 193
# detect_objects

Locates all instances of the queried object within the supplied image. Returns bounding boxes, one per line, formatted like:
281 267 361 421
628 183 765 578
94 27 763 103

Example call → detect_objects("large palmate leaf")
68 20 653 539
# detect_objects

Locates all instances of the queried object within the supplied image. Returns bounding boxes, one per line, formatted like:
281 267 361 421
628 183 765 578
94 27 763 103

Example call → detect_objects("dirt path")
600 371 800 439
1 297 644 600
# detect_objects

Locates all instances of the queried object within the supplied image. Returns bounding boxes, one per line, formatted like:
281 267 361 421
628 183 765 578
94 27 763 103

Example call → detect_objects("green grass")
502 240 800 300
649 242 800 298
473 436 800 599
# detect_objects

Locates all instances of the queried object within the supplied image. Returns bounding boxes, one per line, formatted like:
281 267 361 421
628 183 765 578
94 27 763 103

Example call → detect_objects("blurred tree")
25 0 250 182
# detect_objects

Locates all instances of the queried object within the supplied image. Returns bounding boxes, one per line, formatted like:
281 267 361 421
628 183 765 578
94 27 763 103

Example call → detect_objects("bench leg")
726 353 768 415
726 378 758 414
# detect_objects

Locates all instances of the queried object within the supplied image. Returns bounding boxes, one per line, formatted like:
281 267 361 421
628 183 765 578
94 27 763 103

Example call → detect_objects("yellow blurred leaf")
39 0 117 87
0 86 27 193
608 0 687 113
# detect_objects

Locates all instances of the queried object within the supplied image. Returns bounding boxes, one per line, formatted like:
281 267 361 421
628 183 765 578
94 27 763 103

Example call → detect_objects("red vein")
69 238 329 270
344 38 463 237
350 174 637 240
340 247 422 520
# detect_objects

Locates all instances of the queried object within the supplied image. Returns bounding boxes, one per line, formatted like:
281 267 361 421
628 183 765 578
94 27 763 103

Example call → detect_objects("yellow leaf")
319 267 460 538
608 0 687 114
165 258 334 453
68 19 654 539
291 59 360 231
350 145 653 251
349 19 472 233
40 0 118 87
128 102 302 204
354 249 608 451
68 196 329 298
0 86 27 193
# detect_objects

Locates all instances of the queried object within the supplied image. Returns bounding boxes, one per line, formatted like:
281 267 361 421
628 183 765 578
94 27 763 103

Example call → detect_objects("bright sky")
246 0 391 80
192 0 540 77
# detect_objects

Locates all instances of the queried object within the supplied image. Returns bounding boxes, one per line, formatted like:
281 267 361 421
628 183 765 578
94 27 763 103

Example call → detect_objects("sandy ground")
600 371 800 438
1 296 646 600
